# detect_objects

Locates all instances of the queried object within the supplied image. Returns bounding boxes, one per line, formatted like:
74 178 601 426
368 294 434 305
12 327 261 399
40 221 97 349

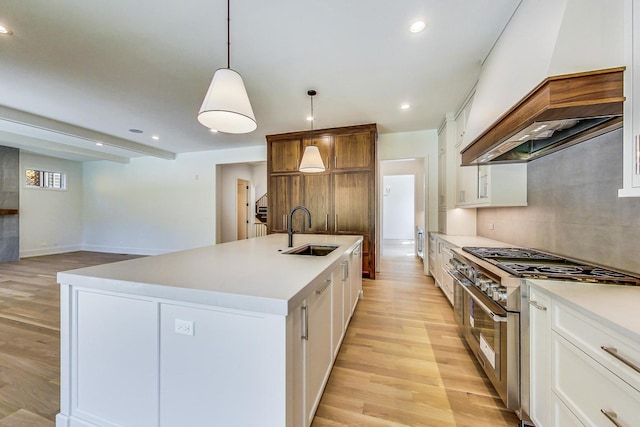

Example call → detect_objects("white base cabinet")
427 233 456 306
529 284 640 427
529 287 551 427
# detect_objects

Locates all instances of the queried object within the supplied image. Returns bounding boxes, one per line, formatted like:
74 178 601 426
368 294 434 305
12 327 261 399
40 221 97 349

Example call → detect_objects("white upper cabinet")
453 96 527 208
620 0 640 197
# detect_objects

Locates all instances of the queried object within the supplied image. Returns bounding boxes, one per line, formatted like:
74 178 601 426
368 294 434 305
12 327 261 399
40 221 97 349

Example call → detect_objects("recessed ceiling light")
95 142 103 147
410 21 426 33
0 24 13 35
401 104 411 110
209 128 219 133
129 128 143 134
151 135 160 140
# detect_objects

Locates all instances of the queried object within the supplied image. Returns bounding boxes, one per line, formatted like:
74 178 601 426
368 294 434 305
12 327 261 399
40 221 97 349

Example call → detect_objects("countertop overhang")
57 234 363 316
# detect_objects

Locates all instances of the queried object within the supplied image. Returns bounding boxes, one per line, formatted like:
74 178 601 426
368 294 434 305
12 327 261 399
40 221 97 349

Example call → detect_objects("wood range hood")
461 67 625 166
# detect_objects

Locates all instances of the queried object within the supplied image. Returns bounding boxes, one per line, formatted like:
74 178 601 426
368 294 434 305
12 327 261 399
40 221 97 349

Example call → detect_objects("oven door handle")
460 284 508 323
446 268 470 285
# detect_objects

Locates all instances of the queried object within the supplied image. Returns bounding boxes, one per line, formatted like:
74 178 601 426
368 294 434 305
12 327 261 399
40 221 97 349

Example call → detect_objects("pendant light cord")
226 0 231 69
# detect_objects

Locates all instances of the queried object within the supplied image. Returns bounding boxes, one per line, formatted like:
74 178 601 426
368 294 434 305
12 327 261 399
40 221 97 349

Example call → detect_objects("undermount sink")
283 244 339 256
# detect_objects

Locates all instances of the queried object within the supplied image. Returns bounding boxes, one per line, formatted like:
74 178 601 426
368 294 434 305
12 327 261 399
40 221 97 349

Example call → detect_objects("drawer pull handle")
529 300 547 311
316 279 332 295
600 409 623 427
601 346 640 373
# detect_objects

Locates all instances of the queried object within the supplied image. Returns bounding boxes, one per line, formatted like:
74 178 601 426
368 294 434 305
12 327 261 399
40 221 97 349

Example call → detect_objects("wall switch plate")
489 223 495 230
175 319 194 336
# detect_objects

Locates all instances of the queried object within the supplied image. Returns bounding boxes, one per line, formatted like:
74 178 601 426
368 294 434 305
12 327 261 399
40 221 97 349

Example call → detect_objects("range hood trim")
461 67 625 166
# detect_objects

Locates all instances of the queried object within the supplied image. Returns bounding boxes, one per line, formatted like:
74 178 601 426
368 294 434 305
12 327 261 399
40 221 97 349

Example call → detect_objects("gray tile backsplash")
477 128 640 274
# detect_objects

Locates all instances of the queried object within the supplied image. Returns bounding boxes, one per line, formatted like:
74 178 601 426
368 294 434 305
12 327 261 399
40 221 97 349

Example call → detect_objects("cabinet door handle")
601 346 640 373
301 305 308 340
529 300 547 311
344 261 349 280
600 409 623 427
334 156 337 168
334 214 338 232
325 214 328 231
316 279 332 295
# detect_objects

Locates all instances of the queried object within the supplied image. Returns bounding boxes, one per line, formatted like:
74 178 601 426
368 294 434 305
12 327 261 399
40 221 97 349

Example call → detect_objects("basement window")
25 169 66 190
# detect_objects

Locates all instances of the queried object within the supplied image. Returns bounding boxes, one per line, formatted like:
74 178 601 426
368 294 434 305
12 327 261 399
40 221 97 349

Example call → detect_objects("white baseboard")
20 245 84 258
20 245 172 258
78 245 171 256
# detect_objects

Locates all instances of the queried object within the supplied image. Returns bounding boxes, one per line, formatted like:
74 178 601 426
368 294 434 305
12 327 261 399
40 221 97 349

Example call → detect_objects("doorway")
382 175 415 256
237 179 250 240
378 158 427 266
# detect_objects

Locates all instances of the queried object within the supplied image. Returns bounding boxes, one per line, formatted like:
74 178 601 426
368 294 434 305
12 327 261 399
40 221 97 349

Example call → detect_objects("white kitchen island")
56 234 363 427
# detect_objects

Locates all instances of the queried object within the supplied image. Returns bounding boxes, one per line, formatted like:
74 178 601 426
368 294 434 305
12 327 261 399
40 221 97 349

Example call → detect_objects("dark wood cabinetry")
269 174 303 233
266 124 377 278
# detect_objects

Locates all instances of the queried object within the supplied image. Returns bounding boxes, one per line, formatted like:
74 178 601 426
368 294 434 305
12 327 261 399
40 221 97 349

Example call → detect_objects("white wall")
82 146 266 255
382 175 414 239
20 152 84 257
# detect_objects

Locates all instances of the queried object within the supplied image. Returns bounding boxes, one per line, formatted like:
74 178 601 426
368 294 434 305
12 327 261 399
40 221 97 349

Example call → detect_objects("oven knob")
493 287 507 302
486 282 499 294
476 276 491 288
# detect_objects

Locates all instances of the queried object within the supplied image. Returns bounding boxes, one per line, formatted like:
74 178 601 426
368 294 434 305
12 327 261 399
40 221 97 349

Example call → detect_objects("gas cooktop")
462 247 564 261
462 247 640 286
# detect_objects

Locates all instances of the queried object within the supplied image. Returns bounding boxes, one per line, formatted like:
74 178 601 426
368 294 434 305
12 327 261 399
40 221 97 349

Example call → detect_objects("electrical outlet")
175 319 194 336
489 223 495 230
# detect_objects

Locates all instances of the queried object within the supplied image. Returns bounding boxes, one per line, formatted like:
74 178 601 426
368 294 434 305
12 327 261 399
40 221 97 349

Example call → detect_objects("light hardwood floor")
0 252 141 426
312 253 521 427
0 251 519 426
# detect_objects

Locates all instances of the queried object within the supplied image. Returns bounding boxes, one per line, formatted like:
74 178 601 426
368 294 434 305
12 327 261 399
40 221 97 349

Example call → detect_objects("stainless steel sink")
283 244 339 256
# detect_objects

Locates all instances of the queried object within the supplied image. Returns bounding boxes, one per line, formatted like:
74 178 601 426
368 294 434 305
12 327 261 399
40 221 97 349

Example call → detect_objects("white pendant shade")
299 145 325 173
197 68 257 134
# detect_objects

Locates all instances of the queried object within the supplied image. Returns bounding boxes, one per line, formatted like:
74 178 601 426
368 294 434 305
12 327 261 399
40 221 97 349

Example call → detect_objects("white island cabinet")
56 234 363 427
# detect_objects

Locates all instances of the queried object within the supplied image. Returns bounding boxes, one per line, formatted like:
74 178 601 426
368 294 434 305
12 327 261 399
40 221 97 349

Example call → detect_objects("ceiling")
0 0 521 163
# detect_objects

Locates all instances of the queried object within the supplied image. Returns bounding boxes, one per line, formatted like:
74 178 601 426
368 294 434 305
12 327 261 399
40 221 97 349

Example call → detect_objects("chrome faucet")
288 206 312 247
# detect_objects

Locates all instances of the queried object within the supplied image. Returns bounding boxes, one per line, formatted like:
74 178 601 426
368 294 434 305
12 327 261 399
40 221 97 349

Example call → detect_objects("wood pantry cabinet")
266 124 377 279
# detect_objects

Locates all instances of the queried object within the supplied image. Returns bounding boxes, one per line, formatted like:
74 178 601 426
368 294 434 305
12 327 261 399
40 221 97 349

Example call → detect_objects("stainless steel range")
447 246 640 426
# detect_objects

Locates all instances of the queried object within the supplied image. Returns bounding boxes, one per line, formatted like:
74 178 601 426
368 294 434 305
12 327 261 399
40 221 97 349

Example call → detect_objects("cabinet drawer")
553 301 640 391
552 332 640 427
553 394 585 427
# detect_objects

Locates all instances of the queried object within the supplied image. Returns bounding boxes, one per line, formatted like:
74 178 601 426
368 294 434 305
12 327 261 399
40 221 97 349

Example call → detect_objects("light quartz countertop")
57 234 362 316
430 232 516 249
527 279 640 342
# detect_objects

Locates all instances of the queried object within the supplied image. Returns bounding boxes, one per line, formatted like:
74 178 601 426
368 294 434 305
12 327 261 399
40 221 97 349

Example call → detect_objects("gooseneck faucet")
288 206 312 247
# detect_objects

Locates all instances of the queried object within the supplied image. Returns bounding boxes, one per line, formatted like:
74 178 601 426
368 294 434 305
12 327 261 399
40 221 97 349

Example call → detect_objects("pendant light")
299 90 326 173
197 0 257 134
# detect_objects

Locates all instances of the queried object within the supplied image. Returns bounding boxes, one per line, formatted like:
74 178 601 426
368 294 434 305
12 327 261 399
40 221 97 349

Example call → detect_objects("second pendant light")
299 90 326 173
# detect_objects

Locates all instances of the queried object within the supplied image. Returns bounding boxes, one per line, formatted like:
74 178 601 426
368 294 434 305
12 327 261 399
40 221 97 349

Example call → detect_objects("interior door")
237 179 249 240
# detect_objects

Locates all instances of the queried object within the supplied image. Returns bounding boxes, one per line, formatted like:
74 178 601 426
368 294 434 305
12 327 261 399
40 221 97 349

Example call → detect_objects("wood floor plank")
0 409 54 427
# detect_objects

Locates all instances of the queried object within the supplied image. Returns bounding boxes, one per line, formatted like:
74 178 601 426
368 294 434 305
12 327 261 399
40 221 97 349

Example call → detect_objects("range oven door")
447 269 468 327
463 285 510 405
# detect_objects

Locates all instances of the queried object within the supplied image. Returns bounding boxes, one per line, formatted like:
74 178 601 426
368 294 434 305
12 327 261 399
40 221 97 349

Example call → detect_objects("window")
25 169 66 190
